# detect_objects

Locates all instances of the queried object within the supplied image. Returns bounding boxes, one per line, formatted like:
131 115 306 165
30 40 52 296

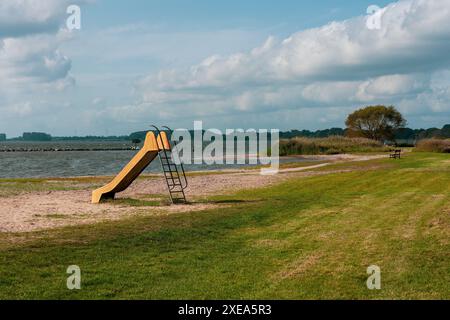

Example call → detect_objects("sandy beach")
0 154 386 233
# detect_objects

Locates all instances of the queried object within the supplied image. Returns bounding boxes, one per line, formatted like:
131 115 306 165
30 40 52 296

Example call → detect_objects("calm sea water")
0 141 315 178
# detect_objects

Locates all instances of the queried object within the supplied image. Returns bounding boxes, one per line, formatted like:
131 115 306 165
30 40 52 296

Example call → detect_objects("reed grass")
415 139 450 153
279 136 388 156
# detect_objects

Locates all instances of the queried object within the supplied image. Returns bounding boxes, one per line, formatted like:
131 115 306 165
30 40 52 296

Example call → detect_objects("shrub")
414 139 450 153
279 136 388 156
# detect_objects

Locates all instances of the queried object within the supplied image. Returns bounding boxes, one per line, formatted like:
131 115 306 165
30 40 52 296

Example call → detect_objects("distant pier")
0 146 140 152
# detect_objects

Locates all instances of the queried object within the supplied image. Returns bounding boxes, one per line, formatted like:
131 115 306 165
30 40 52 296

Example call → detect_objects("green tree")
345 105 406 141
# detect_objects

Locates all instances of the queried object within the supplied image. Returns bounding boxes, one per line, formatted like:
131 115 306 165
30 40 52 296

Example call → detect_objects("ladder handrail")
156 125 184 191
150 125 172 170
162 125 188 190
151 125 175 203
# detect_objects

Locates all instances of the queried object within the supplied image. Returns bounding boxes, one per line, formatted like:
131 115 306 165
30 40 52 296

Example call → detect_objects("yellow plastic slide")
92 131 170 204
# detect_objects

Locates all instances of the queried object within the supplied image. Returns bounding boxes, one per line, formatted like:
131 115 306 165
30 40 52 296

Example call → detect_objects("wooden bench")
389 149 401 159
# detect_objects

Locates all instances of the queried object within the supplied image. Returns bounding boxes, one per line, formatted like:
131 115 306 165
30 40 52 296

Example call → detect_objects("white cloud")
0 0 86 129
0 32 72 87
1 101 33 117
398 70 450 114
0 0 64 37
0 0 88 38
0 0 81 89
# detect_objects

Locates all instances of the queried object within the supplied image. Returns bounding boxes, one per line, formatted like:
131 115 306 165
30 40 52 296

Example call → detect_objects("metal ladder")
151 125 188 204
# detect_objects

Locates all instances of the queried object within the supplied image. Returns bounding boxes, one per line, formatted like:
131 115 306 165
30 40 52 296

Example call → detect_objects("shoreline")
0 147 139 152
0 153 388 180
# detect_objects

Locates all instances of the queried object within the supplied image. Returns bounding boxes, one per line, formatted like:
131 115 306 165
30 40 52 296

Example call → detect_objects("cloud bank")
0 0 90 135
0 1 83 90
122 0 450 128
1 0 450 135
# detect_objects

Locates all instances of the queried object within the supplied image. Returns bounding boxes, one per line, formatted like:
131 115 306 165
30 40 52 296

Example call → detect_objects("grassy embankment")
0 152 449 299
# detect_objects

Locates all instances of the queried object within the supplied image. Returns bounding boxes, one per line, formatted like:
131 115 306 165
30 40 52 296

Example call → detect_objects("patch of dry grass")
415 139 450 153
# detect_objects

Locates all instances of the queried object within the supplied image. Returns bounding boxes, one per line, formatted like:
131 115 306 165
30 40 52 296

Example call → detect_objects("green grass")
0 178 77 197
0 153 449 299
0 176 110 197
43 214 70 219
0 175 162 197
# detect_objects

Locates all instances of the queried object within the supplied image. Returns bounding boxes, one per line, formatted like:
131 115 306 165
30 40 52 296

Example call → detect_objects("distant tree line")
130 124 450 142
6 133 129 142
22 132 52 141
395 125 450 140
130 129 346 141
52 135 129 141
1 124 448 143
280 125 449 141
280 128 346 139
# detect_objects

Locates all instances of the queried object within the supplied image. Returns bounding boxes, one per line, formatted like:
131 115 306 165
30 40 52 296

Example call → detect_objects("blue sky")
83 0 392 32
0 0 449 136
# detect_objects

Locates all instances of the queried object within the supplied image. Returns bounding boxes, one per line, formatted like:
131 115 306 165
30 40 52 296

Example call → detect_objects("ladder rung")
164 175 179 180
158 146 187 204
164 174 180 180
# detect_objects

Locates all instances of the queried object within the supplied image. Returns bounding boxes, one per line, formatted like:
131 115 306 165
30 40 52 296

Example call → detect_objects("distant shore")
0 147 139 152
